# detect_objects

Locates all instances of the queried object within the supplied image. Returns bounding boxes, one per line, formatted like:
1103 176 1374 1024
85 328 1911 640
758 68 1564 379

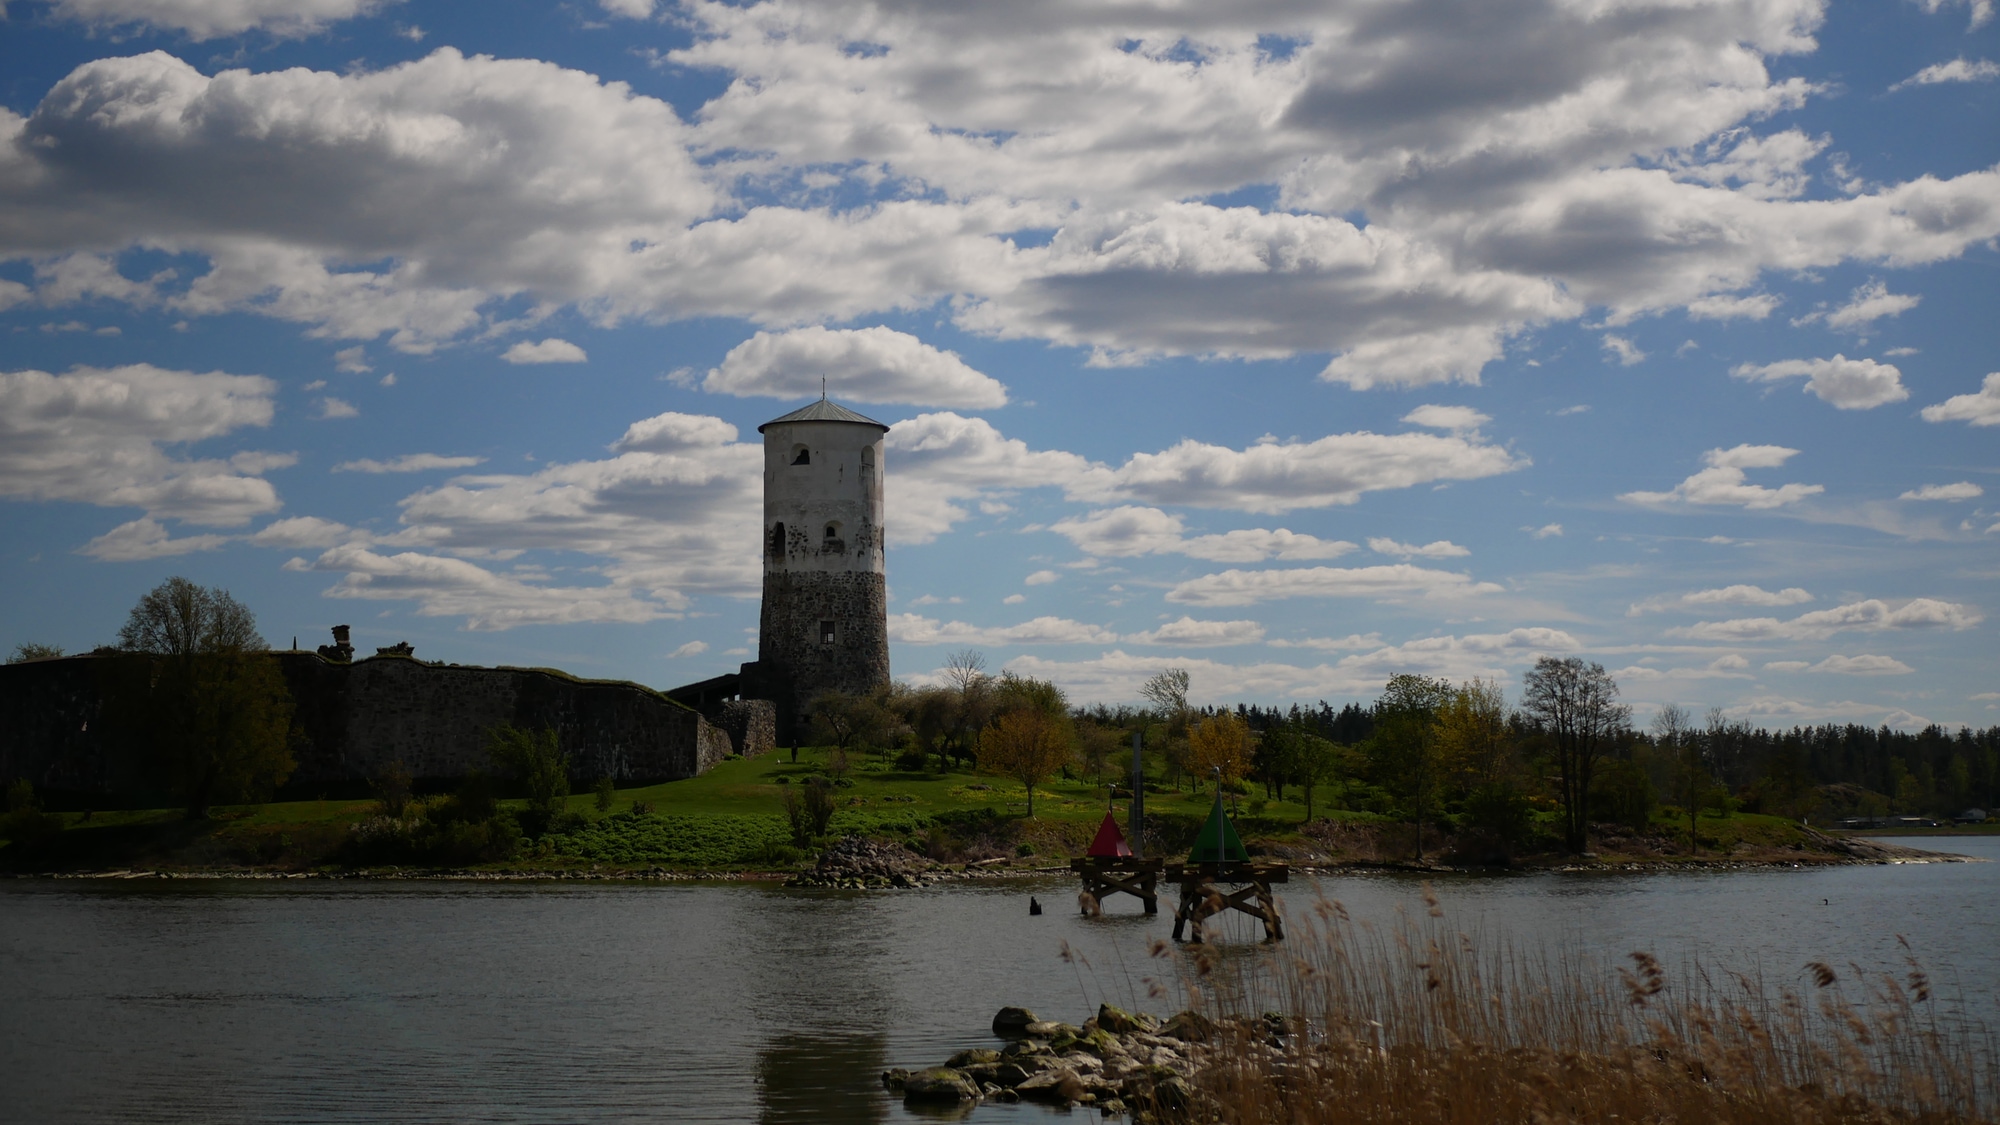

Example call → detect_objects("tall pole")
1130 730 1144 856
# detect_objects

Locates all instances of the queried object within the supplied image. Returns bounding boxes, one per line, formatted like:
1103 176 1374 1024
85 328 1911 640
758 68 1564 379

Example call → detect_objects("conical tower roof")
1187 790 1249 864
757 395 889 433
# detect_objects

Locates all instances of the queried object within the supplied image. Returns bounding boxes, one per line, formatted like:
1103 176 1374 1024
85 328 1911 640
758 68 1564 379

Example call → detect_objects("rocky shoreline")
883 1003 1217 1119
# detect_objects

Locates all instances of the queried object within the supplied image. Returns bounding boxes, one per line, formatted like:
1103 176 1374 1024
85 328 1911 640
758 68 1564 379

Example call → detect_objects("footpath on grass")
1 749 1982 879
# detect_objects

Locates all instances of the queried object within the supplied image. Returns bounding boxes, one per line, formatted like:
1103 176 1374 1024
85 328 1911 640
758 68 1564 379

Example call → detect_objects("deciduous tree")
105 577 294 819
1522 657 1630 854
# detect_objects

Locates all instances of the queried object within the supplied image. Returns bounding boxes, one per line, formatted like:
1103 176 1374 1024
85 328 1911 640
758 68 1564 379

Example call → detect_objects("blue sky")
1 0 1995 728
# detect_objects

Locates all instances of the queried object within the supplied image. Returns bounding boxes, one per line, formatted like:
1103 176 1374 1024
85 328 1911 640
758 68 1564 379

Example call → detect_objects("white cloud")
1049 506 1355 563
1729 354 1908 410
333 347 372 374
502 338 589 365
4 3 2000 390
1914 0 1995 30
1002 593 1026 605
889 613 1117 646
1124 617 1267 647
992 628 1575 702
1669 597 1983 641
600 0 656 17
1893 58 2000 90
1401 404 1490 433
1807 654 1915 675
1823 281 1920 331
1165 564 1504 607
1268 633 1383 651
1612 654 1757 682
884 413 1094 544
1531 523 1563 538
47 0 394 39
1602 334 1647 366
79 517 230 561
1619 444 1823 509
1901 481 1984 501
285 408 764 626
1921 373 2000 427
1687 292 1781 320
297 544 669 630
611 412 741 453
250 515 354 548
1074 429 1527 514
0 363 280 526
669 640 709 658
333 453 486 473
1630 584 1813 614
1024 569 1059 586
1368 537 1470 559
317 397 359 420
704 326 1006 408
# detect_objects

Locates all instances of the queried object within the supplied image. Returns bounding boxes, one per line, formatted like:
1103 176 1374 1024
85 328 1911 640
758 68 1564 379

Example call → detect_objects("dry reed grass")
1151 884 1996 1124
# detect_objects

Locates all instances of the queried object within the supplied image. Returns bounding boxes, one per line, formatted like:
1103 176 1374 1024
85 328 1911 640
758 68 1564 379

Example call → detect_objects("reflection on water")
758 1032 886 1125
3 837 1994 1123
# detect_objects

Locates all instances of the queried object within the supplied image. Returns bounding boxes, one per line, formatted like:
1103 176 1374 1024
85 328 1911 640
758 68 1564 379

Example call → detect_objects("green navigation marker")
1187 790 1249 865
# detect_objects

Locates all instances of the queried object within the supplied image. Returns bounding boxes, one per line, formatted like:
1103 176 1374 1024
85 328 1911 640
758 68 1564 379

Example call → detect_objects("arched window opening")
822 521 845 554
768 522 786 559
791 445 810 466
860 447 875 467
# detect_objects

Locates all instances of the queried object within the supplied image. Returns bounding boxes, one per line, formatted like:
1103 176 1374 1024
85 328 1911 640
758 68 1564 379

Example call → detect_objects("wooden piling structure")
1070 855 1164 914
1163 860 1287 942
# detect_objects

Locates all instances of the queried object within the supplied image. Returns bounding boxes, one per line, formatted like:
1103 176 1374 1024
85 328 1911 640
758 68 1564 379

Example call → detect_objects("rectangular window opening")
819 620 836 645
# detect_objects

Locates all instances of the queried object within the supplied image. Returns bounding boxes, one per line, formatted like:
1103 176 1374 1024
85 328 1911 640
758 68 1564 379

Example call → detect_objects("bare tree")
1521 657 1630 854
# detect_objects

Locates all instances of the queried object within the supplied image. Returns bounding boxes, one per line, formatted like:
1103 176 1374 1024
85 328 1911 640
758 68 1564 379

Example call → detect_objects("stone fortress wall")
0 648 776 800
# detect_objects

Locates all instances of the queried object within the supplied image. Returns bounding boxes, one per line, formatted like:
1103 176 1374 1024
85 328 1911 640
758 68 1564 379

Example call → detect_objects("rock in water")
991 1006 1038 1035
898 1068 981 1102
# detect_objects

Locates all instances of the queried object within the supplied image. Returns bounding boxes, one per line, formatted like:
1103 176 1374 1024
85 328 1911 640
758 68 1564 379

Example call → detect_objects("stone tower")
757 396 891 740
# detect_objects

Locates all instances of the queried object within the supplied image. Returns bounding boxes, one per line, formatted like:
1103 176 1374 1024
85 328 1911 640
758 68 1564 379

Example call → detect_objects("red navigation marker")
1086 811 1133 857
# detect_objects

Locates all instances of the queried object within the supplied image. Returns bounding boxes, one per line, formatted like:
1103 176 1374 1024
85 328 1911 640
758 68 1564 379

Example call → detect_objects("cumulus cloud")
1401 404 1490 432
1612 654 1757 682
1368 537 1470 559
1602 334 1647 365
333 453 485 473
1921 373 2000 427
1669 597 1983 641
4 0 1996 385
1821 281 1921 331
1893 58 2000 90
79 517 230 561
294 545 669 630
281 408 765 626
1530 523 1563 538
1049 506 1355 563
888 613 1118 646
1901 481 1983 501
317 397 359 419
704 326 1006 408
1074 429 1527 514
0 363 281 526
502 338 588 365
1729 354 1909 409
1024 570 1059 586
1805 654 1915 675
884 413 1094 544
1125 617 1267 646
1165 564 1504 607
1619 444 1823 509
1629 584 1813 614
611 412 741 453
249 515 355 548
991 628 1575 702
668 640 709 658
47 0 395 39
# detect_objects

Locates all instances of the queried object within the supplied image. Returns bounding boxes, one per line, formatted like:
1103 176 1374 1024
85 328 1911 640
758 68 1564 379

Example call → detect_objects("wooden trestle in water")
1163 860 1287 943
1069 855 1163 914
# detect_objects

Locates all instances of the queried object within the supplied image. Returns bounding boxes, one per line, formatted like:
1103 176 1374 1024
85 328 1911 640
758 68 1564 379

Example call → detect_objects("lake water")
4 837 1995 1124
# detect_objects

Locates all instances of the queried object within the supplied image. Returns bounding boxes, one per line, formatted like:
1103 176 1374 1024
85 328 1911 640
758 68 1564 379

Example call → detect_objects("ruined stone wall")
0 653 733 797
757 569 890 739
713 699 777 756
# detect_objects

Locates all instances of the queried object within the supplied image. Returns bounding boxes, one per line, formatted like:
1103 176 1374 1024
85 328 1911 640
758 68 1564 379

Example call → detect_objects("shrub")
1 779 63 846
594 776 615 813
488 724 570 824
